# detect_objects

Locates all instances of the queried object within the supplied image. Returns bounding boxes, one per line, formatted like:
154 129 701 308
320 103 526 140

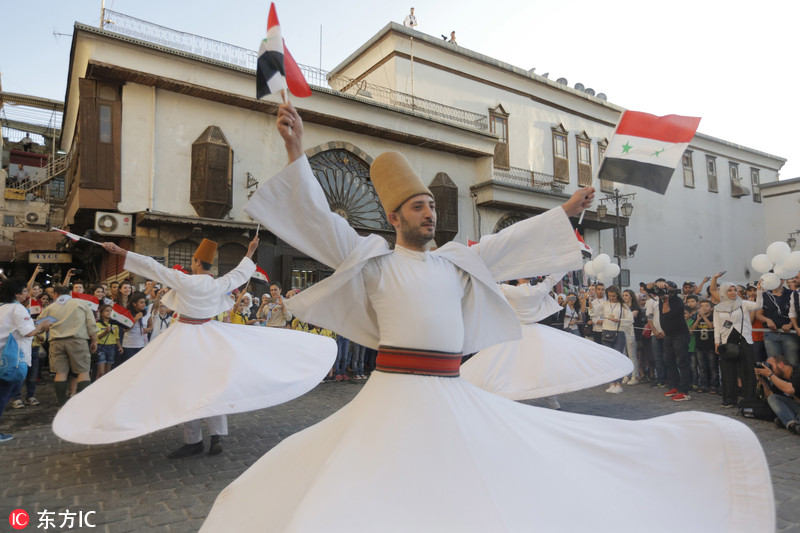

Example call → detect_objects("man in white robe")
200 103 774 532
52 235 336 456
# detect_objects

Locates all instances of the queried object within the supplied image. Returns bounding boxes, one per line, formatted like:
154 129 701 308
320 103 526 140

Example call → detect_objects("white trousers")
183 415 228 444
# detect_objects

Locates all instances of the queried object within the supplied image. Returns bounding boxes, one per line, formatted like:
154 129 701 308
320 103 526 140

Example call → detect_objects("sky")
1 0 798 179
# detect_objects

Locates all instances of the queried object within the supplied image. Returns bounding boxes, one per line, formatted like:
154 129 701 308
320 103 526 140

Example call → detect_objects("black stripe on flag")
598 158 675 195
257 50 285 99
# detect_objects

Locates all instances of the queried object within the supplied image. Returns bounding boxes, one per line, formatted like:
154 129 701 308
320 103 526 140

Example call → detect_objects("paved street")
2 377 799 532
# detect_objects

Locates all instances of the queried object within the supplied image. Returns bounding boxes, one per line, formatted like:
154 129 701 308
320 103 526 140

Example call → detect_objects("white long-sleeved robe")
200 156 774 533
52 251 336 444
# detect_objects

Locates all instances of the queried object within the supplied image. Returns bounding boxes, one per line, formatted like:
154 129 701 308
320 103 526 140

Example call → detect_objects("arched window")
493 213 528 233
218 242 247 277
168 240 198 269
308 149 391 231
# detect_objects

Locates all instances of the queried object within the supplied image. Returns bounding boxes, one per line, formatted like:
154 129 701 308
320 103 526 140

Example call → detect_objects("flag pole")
51 227 103 246
280 89 293 136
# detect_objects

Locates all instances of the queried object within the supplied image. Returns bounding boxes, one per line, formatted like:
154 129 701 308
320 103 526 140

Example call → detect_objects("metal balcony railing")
493 166 566 195
102 10 488 132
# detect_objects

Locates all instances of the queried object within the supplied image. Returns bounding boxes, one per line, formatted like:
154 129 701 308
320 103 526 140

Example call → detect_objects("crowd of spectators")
542 269 800 435
2 260 799 441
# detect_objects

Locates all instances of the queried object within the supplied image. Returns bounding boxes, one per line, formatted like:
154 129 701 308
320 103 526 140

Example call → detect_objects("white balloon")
750 254 773 274
766 241 791 265
773 264 795 279
779 251 800 273
583 262 596 276
592 253 611 272
596 275 612 286
760 272 781 291
604 263 621 278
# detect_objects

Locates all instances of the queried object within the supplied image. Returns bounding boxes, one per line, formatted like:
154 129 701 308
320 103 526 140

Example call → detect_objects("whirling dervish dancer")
53 236 336 451
202 103 773 533
461 274 632 402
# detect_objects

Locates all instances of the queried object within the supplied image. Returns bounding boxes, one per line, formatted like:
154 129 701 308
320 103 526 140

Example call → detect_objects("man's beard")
397 212 435 248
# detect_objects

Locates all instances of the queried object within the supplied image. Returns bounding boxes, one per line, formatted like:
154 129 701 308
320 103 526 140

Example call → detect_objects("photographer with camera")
645 280 692 401
754 356 800 435
714 281 763 408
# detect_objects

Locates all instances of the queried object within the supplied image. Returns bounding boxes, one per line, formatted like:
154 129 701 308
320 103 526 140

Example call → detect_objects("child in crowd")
96 304 122 379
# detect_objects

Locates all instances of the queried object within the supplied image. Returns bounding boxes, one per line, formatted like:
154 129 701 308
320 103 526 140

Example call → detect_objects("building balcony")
101 10 488 133
471 165 624 230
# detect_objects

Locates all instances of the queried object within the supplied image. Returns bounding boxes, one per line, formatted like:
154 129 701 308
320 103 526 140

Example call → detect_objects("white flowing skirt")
461 323 633 400
201 372 773 533
52 321 336 444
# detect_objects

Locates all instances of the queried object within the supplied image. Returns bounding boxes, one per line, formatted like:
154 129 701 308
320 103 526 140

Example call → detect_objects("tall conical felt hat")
193 238 218 264
370 151 433 214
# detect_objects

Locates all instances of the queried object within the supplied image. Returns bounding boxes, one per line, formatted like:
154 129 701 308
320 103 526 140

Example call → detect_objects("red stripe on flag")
267 2 279 29
111 303 135 328
72 292 100 310
615 111 701 143
283 44 312 98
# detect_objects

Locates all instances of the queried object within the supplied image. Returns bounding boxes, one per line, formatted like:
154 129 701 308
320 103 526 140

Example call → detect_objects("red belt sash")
177 315 211 325
375 346 462 377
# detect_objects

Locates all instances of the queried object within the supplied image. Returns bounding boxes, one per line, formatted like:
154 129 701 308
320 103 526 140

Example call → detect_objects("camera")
755 361 773 371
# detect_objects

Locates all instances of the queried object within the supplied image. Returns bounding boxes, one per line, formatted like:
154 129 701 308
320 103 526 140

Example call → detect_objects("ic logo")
9 509 29 529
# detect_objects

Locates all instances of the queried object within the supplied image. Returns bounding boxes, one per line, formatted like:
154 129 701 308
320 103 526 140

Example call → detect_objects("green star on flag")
597 111 701 194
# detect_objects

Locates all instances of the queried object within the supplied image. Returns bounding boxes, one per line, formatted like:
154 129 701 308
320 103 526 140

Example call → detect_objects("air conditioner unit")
25 211 47 226
95 212 133 236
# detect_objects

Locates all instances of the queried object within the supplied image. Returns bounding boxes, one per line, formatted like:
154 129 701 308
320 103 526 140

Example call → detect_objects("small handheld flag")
51 227 103 246
597 111 700 195
575 229 592 254
257 3 312 100
28 298 42 315
252 265 270 283
172 264 189 274
110 303 135 328
72 292 100 312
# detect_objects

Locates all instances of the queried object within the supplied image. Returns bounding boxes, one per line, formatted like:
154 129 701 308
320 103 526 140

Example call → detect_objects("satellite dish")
556 77 568 85
597 93 607 101
541 72 549 79
574 82 585 91
585 88 595 96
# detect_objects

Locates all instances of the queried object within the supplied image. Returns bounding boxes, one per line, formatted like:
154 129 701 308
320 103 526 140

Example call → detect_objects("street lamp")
596 188 636 267
788 230 800 250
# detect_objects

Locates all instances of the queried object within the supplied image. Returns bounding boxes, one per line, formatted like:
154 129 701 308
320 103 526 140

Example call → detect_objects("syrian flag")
575 229 592 254
598 111 701 195
110 303 135 328
52 227 81 241
257 3 312 99
72 292 100 311
28 299 42 315
252 265 270 283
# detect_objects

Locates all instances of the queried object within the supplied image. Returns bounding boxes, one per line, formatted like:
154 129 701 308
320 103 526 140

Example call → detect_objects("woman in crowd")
713 281 763 408
0 279 53 442
559 291 585 336
119 291 151 365
115 280 132 309
621 289 642 385
602 285 633 394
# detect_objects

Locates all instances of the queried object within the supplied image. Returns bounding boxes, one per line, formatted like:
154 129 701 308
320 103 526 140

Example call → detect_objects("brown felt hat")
370 152 433 214
193 238 218 264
